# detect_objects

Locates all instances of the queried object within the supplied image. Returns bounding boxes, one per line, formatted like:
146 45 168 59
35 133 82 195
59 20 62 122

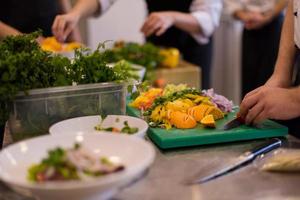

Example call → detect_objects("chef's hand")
239 86 300 125
234 10 254 23
52 12 80 43
265 73 292 88
244 12 273 30
36 36 45 45
141 12 175 37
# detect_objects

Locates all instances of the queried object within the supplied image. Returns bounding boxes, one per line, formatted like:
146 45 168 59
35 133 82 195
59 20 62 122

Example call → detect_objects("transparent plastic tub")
8 82 126 142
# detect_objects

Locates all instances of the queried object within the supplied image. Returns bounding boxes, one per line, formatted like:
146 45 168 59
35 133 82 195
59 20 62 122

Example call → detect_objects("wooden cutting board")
126 103 288 149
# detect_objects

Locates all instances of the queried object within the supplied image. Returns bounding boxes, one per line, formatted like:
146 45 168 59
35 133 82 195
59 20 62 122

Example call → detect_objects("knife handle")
250 138 282 158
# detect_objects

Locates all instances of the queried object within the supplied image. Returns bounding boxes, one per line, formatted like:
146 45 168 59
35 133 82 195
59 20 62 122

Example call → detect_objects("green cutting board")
126 102 288 149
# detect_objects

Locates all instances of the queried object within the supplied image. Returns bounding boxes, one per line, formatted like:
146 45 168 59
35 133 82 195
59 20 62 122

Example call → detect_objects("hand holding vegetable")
52 12 80 42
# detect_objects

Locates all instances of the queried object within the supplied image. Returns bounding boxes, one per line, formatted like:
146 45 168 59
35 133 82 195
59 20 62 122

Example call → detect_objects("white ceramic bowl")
49 115 148 138
0 134 155 200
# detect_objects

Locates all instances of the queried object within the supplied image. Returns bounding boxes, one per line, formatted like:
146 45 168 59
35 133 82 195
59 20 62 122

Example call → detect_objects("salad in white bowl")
0 134 155 200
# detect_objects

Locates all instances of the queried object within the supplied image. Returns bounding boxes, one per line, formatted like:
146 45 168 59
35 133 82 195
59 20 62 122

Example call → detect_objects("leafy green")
0 32 72 126
0 33 139 133
104 42 164 71
121 121 138 134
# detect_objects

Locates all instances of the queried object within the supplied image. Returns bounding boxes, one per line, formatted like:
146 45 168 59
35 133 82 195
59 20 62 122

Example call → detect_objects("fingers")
156 24 167 36
244 102 264 125
243 86 261 100
142 18 163 37
141 15 162 37
252 110 267 125
141 12 173 37
52 15 70 42
239 89 260 118
52 16 64 42
57 18 67 41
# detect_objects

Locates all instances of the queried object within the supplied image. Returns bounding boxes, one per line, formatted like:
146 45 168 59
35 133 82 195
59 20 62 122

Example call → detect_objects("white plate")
49 115 148 138
0 134 155 200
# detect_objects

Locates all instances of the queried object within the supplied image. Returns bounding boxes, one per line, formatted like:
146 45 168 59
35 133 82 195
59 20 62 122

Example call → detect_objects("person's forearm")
271 0 288 17
172 12 201 34
0 22 21 40
289 86 300 116
58 0 72 13
69 0 100 19
271 0 295 85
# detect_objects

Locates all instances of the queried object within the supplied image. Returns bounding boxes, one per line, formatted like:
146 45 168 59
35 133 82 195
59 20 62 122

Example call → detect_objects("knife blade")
222 116 245 130
185 138 282 185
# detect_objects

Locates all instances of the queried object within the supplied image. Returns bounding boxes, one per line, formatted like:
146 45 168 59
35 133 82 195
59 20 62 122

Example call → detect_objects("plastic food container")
8 82 126 142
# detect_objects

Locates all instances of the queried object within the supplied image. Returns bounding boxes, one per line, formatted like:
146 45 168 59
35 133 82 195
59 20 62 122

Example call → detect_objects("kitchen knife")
222 116 245 130
185 138 282 185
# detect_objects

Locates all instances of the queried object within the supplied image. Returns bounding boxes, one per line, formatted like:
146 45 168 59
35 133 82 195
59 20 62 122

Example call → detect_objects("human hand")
52 12 80 43
141 12 175 37
265 74 292 88
244 12 273 30
36 36 45 45
239 86 300 125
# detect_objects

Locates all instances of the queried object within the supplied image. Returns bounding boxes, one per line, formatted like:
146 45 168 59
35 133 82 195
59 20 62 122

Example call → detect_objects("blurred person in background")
239 0 300 137
0 0 81 42
141 0 222 89
51 0 222 89
225 0 288 98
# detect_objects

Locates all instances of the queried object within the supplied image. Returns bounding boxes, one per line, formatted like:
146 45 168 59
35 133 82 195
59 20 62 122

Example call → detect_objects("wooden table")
155 60 201 89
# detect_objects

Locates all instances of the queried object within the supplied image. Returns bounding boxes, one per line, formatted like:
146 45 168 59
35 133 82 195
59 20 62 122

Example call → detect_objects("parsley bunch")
0 32 72 125
104 42 164 70
0 33 139 127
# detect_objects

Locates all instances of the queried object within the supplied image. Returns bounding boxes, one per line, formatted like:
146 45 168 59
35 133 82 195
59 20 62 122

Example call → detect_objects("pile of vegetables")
130 84 233 129
104 41 164 71
41 37 82 52
0 32 139 132
28 143 124 182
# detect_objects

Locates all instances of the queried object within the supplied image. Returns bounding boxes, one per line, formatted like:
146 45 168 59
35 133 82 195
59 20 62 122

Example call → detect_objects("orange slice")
200 114 216 128
206 107 224 120
187 104 210 121
169 111 197 129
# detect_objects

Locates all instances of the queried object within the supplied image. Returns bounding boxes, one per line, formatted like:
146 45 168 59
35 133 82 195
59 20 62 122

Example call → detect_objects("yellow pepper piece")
159 48 180 68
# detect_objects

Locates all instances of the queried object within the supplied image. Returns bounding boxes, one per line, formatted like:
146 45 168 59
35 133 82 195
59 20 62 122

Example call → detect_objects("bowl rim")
0 133 155 190
49 115 149 137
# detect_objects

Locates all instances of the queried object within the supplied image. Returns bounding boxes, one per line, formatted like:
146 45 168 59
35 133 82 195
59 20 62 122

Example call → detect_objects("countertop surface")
1 135 300 200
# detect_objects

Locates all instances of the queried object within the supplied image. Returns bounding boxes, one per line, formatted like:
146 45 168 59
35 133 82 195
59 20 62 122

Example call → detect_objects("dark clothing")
0 125 3 149
145 0 213 89
276 48 300 138
0 0 60 36
242 14 284 98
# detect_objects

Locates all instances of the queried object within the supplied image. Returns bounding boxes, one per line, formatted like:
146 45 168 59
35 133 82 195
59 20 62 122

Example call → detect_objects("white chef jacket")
294 0 300 48
97 0 222 44
224 0 278 15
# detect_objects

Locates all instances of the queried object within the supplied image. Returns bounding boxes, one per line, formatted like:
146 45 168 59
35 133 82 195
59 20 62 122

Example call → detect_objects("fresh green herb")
130 81 151 100
0 33 139 136
0 32 72 126
104 42 164 80
94 119 138 134
121 121 138 134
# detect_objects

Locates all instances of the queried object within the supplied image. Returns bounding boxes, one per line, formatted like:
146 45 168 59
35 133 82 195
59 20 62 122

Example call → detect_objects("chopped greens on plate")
95 117 139 135
27 143 124 183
